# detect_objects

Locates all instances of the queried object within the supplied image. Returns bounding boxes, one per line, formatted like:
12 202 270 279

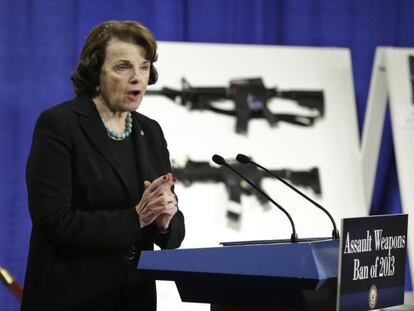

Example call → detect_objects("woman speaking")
21 20 185 311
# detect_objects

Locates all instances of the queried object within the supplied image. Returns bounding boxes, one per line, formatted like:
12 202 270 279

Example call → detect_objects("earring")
96 85 100 92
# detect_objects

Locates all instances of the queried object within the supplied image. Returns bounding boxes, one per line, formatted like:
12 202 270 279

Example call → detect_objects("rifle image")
0 266 23 300
146 78 325 134
172 159 321 229
409 55 414 104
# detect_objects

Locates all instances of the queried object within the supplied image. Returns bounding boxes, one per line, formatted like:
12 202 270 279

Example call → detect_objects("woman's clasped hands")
135 173 178 231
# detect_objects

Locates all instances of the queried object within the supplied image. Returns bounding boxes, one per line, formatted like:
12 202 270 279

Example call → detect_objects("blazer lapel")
72 96 130 192
131 113 151 182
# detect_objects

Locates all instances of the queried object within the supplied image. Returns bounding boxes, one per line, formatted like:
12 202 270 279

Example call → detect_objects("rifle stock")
277 90 325 116
270 167 321 195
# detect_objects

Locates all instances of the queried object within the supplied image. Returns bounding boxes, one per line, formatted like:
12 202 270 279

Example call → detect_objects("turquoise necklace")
101 112 133 140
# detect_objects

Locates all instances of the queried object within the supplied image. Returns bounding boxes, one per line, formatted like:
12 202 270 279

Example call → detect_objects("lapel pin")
140 130 145 136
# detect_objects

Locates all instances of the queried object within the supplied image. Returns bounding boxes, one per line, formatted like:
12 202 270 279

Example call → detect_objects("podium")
138 239 339 311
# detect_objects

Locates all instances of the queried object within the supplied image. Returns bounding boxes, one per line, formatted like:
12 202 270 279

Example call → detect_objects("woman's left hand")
141 173 178 231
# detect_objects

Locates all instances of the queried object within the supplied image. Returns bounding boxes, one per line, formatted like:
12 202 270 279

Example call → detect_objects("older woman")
21 20 185 311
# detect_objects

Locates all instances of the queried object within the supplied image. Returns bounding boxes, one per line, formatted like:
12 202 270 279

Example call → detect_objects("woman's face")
96 38 150 113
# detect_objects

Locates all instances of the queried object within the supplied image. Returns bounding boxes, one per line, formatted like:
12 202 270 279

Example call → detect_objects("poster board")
361 47 414 305
139 42 366 311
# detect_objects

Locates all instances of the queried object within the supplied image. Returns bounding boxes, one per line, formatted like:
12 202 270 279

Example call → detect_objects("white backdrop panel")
138 42 366 311
386 48 414 304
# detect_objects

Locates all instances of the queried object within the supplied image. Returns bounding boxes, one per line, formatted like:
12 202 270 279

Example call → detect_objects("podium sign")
337 214 408 311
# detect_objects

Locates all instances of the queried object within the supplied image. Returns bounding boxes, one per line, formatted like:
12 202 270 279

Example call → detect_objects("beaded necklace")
101 112 133 140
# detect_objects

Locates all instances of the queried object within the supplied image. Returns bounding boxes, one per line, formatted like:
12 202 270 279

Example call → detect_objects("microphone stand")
213 154 298 243
236 154 340 239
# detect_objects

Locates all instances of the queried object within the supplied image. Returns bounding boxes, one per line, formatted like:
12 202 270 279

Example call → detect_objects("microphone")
212 154 298 242
236 153 340 239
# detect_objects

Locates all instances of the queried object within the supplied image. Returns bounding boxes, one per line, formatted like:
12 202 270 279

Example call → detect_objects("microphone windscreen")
236 154 250 164
212 154 226 166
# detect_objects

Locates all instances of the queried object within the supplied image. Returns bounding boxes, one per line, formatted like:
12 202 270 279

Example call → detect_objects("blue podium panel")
138 240 339 308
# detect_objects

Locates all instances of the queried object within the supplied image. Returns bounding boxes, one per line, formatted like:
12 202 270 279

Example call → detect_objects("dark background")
1 0 413 309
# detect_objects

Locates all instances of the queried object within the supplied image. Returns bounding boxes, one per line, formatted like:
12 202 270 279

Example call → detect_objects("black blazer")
21 96 185 311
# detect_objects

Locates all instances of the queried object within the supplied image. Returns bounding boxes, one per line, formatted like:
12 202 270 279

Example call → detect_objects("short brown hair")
71 20 158 97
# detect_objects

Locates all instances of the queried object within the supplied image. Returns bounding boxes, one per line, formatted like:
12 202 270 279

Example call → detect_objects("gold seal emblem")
368 284 378 309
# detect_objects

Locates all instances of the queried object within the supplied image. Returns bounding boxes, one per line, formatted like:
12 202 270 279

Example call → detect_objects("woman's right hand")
135 173 177 228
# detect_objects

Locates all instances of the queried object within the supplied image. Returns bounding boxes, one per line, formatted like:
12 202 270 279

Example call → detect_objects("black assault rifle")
172 159 321 228
146 78 325 134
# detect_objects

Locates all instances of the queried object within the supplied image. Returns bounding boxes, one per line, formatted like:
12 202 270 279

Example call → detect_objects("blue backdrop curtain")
1 0 413 309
